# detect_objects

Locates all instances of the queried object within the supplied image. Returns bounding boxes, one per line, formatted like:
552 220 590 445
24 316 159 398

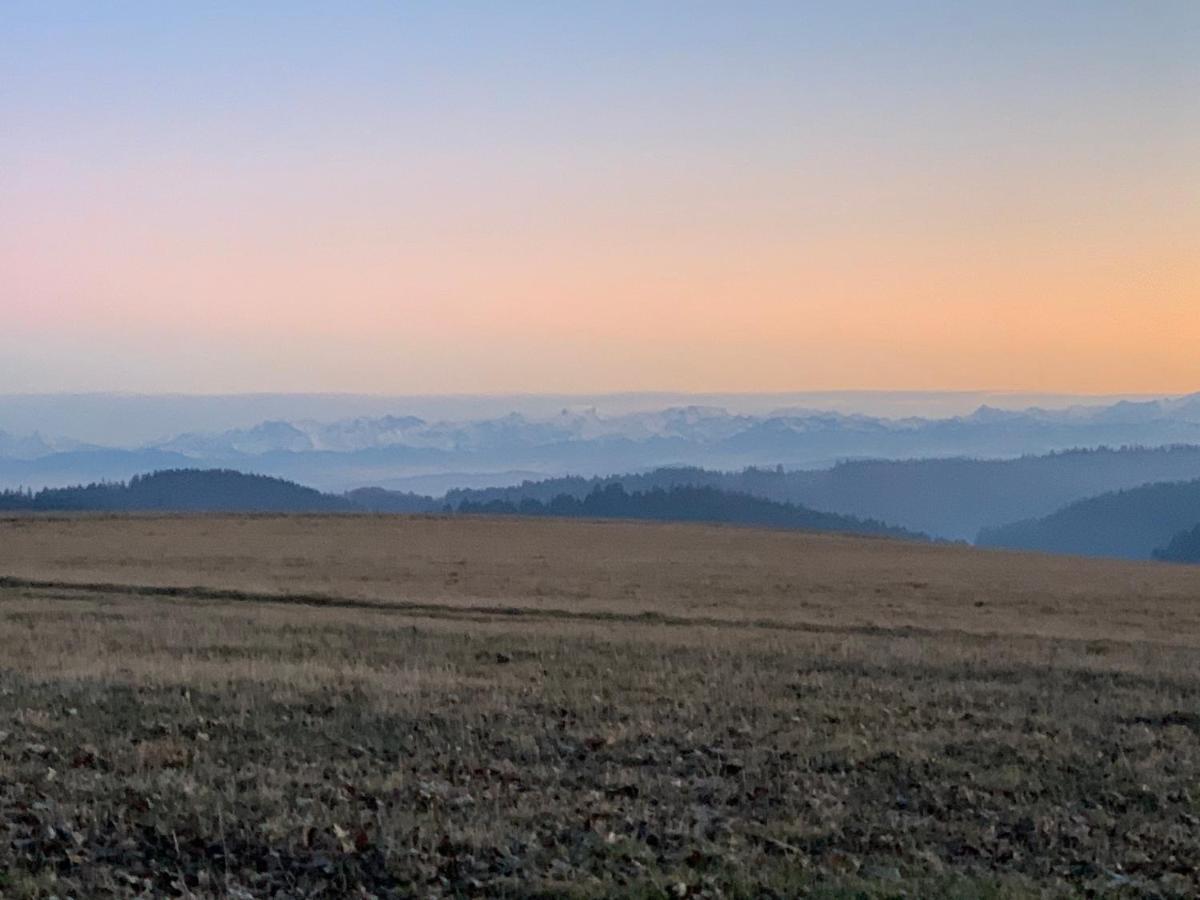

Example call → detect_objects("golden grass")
0 514 1199 897
1 513 1198 644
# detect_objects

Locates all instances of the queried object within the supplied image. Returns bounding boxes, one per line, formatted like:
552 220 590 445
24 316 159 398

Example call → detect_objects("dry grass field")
1 515 1199 897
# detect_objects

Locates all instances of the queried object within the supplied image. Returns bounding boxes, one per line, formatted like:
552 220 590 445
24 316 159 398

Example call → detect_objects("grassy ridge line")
0 574 1174 656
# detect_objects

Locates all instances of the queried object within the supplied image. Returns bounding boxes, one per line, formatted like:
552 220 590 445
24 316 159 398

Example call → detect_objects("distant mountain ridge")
140 395 1200 461
3 393 1200 493
1 392 1160 446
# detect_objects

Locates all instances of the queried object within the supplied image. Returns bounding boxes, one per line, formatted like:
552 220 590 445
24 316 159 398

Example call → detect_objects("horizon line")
0 389 1186 401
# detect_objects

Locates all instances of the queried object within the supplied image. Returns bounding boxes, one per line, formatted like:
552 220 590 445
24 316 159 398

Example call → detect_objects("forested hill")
0 470 357 513
0 469 926 542
444 446 1200 540
977 479 1200 560
457 483 930 542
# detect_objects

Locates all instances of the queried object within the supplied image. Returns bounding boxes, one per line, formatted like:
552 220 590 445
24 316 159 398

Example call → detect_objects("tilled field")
0 516 1199 897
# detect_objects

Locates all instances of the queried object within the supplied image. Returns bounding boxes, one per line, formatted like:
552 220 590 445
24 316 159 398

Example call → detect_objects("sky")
2 1 1197 396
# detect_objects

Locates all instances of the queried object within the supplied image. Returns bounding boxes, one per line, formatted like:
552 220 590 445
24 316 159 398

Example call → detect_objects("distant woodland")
978 479 1200 560
445 446 1200 540
5 462 1200 562
456 482 929 541
0 469 927 542
0 470 355 513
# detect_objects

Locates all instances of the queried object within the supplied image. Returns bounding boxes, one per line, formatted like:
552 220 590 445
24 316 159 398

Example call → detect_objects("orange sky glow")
2 3 1197 395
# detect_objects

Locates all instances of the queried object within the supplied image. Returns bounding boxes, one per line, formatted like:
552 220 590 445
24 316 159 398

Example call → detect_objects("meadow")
1 515 1199 897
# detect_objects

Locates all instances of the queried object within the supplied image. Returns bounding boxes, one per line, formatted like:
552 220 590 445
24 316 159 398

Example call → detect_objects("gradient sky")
3 1 1197 395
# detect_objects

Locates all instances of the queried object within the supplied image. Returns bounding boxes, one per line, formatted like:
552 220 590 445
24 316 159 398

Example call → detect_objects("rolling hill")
446 445 1200 540
0 469 357 514
977 478 1200 559
0 469 926 542
457 482 930 541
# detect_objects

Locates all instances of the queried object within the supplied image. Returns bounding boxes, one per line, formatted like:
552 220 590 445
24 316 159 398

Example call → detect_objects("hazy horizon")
3 389 1200 500
0 388 1182 446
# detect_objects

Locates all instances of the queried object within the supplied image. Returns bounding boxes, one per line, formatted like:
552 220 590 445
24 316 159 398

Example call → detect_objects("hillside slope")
978 478 1200 559
446 445 1200 539
457 482 929 541
0 469 357 513
1154 523 1200 563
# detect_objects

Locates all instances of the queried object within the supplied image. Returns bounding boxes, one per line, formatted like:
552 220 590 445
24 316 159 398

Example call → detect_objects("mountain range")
3 393 1200 493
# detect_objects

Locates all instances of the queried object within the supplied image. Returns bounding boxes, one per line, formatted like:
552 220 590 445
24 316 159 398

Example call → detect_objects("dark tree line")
444 447 1200 542
0 468 929 543
0 470 356 513
1154 524 1200 564
457 482 928 541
